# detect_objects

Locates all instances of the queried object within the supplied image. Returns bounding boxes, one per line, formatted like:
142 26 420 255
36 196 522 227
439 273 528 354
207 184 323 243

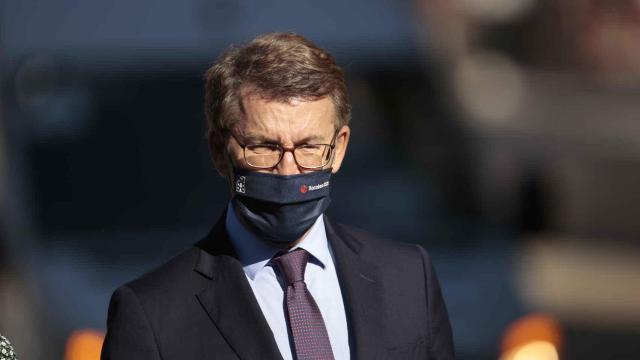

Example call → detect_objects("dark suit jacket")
101 214 455 359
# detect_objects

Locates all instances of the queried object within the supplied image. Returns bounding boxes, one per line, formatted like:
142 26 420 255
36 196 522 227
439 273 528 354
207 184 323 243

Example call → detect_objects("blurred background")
1 0 640 359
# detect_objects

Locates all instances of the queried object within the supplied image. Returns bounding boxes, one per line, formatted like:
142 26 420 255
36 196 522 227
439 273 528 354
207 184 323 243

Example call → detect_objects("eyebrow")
241 133 329 144
295 135 329 144
241 133 276 144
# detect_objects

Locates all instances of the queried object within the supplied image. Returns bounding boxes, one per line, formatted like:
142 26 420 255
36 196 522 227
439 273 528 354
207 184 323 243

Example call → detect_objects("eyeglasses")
228 131 337 170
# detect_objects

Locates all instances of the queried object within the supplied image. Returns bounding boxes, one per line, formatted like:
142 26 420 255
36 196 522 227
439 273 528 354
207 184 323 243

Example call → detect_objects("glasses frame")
228 130 338 170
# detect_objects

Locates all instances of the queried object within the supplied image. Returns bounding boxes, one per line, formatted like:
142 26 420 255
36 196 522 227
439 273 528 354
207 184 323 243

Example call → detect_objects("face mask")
231 169 332 247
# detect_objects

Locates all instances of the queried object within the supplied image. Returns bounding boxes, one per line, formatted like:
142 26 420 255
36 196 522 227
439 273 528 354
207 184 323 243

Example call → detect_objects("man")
102 32 454 360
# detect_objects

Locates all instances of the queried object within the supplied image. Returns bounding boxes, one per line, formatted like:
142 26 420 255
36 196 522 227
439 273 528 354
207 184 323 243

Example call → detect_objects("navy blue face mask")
231 169 332 247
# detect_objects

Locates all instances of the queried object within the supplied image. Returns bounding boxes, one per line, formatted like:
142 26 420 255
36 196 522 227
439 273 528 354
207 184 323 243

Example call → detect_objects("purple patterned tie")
273 249 335 360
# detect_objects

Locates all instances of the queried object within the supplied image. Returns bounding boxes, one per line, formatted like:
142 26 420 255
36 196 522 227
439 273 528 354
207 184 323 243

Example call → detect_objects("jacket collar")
194 210 283 360
324 215 388 360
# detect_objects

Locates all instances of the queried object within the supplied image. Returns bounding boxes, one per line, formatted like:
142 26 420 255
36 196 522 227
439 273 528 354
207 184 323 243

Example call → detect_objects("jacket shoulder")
121 246 205 300
328 219 426 259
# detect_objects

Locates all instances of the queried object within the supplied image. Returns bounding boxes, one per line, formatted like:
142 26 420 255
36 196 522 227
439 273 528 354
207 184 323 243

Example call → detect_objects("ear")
330 125 350 174
209 132 230 178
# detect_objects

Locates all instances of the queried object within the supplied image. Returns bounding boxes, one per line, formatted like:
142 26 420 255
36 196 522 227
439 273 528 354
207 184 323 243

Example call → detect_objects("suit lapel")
194 213 283 360
325 216 388 360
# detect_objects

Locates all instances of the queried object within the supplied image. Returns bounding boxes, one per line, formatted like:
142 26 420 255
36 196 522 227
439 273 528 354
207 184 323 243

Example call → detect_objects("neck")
288 225 315 248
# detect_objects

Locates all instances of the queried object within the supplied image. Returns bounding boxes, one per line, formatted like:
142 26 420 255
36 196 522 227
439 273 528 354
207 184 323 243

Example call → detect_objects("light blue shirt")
225 203 351 360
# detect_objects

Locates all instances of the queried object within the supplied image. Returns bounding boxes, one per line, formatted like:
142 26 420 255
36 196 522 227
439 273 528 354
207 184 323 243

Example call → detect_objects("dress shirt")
226 203 350 360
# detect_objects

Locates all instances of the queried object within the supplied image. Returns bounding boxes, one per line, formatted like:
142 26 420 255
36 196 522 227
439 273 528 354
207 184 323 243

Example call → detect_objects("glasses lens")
245 145 282 168
294 145 331 168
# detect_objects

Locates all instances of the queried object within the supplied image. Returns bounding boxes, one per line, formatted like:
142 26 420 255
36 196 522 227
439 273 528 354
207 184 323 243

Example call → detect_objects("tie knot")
273 248 309 285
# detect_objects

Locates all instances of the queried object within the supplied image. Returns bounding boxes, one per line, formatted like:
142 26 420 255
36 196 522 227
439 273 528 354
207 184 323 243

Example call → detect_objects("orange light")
501 341 558 360
500 313 563 360
65 329 105 360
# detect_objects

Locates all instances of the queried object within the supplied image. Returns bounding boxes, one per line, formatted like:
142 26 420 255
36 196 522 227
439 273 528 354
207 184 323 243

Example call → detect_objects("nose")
275 149 301 175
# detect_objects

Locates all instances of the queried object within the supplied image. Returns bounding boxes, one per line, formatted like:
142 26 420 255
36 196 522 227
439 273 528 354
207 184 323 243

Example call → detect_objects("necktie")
273 249 335 360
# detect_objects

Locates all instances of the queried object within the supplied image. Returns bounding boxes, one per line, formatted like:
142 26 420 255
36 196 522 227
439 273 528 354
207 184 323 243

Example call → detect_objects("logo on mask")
301 181 330 194
236 176 246 194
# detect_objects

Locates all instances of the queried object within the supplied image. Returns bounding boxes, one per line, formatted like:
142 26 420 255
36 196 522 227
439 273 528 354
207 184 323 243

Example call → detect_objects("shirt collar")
225 202 330 280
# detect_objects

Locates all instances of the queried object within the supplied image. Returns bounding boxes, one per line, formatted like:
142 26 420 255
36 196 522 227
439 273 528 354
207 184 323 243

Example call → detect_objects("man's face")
224 93 350 176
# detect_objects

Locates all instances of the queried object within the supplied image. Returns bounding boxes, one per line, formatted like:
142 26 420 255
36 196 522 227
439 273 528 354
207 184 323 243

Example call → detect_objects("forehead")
236 94 336 140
